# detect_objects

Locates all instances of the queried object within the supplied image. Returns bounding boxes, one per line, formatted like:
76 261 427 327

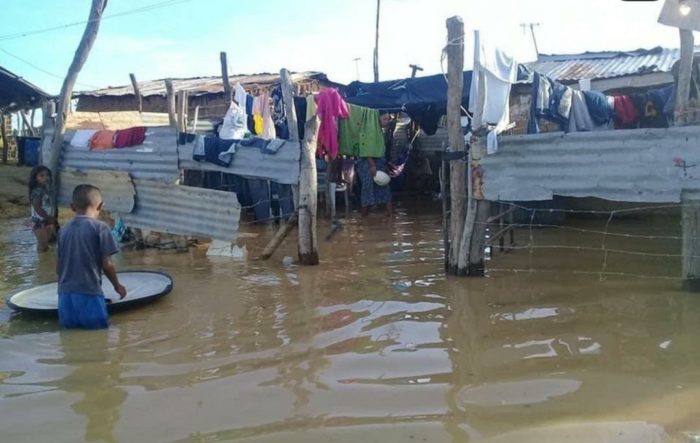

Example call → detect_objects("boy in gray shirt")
57 184 127 329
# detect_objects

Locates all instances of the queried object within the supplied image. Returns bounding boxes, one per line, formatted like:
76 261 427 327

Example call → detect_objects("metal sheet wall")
481 126 700 203
121 180 240 242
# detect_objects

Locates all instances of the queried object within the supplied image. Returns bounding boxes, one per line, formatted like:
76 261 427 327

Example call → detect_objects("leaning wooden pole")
220 52 232 102
49 0 108 201
129 73 143 113
445 16 466 275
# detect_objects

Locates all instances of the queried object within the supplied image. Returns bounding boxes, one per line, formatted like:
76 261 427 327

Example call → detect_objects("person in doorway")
57 184 126 329
28 166 57 252
358 113 395 217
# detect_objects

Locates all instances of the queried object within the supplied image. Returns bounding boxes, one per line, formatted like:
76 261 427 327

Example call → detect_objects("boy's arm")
102 256 126 299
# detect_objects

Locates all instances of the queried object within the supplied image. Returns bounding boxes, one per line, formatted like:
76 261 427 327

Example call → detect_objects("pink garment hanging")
315 88 349 159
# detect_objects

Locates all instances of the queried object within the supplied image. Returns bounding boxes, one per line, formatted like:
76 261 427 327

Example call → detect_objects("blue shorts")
58 293 109 329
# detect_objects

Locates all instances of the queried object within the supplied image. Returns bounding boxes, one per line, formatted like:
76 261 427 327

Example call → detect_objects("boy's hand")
114 284 127 300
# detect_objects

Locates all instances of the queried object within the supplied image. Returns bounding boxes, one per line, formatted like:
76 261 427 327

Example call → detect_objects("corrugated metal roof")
524 46 700 83
121 179 240 242
0 65 49 111
61 128 180 182
58 169 136 213
77 72 329 98
480 126 700 203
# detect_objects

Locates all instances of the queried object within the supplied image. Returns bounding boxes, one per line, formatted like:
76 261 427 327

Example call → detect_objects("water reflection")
1 207 700 441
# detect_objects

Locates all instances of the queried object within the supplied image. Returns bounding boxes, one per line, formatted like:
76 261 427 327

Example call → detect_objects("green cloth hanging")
339 104 385 158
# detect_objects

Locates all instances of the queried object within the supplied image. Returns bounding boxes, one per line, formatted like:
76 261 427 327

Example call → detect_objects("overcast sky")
0 0 692 94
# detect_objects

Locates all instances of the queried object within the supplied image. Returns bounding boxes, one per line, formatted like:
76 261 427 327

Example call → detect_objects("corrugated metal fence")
481 126 700 203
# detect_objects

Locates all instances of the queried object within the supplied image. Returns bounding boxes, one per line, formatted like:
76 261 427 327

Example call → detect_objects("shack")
0 65 48 163
75 72 340 119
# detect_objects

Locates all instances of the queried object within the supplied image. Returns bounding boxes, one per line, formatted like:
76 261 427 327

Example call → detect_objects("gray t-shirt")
57 216 119 296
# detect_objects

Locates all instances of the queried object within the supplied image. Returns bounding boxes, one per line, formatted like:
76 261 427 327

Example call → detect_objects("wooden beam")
177 90 187 133
280 69 299 141
259 214 298 260
0 114 8 164
49 0 108 201
220 52 232 102
129 73 143 113
373 0 381 82
676 29 695 125
164 79 177 131
445 16 466 275
682 198 700 292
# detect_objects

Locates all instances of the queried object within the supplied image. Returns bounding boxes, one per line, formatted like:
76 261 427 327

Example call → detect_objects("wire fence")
477 201 689 282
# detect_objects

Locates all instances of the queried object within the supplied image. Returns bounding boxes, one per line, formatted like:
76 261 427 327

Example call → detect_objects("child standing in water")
57 184 126 329
28 166 57 252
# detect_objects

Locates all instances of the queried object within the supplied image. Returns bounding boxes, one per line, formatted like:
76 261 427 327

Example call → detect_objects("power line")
0 0 194 42
0 47 99 89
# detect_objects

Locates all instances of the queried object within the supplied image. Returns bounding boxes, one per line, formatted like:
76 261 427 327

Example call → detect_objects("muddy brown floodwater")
1 203 700 442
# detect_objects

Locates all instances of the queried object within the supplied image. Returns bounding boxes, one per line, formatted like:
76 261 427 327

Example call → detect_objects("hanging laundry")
528 72 572 133
193 136 236 167
316 88 349 159
260 92 276 140
294 96 307 140
613 95 639 129
70 129 98 148
252 96 264 135
113 126 147 148
582 91 614 125
468 30 519 131
569 90 612 132
631 90 670 128
271 86 289 139
219 101 247 140
246 95 255 134
306 94 317 121
339 104 385 158
88 130 115 150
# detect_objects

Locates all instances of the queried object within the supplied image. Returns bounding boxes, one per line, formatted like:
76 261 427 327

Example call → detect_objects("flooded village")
2 0 700 442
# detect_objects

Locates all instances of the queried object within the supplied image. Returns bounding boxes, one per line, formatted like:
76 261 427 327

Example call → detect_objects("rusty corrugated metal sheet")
481 126 700 203
416 127 449 152
524 47 698 83
121 180 240 242
58 169 135 213
77 72 327 98
61 128 180 182
178 140 301 185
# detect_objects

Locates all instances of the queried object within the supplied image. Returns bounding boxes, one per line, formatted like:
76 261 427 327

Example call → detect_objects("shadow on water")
1 202 700 442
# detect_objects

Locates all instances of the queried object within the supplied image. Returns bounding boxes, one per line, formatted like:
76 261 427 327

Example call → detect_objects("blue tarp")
344 66 529 135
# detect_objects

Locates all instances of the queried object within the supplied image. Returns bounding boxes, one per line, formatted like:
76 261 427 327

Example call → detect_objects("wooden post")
220 52 232 102
49 0 108 200
297 116 320 265
373 0 381 82
682 198 700 292
177 90 187 132
164 79 177 131
129 73 142 113
259 214 298 260
0 113 8 164
445 16 466 275
280 69 300 141
676 29 695 125
21 110 35 136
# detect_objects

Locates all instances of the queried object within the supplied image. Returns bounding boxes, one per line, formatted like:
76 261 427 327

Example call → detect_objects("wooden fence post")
676 29 695 125
164 79 177 132
445 16 466 275
129 73 142 113
297 116 320 265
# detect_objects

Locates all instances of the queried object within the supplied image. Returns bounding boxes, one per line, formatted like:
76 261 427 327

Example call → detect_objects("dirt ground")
0 164 31 219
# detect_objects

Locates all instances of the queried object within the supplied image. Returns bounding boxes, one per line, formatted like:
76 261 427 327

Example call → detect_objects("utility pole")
374 0 381 82
353 57 361 81
409 64 423 78
520 22 541 61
